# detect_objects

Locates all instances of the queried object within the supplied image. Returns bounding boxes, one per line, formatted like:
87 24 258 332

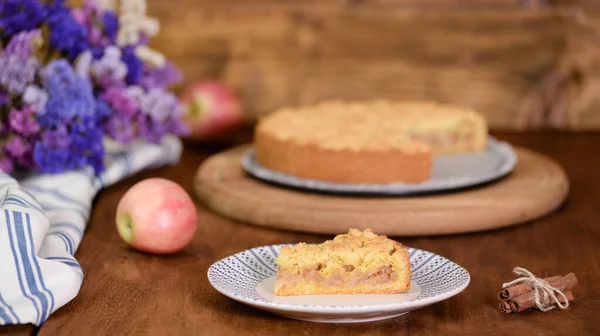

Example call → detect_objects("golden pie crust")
274 228 411 295
254 100 488 184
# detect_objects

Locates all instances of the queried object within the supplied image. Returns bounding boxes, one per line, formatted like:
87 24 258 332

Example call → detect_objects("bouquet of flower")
0 0 188 176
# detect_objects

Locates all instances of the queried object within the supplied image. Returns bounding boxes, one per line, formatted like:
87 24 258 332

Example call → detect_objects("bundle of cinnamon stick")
497 272 578 314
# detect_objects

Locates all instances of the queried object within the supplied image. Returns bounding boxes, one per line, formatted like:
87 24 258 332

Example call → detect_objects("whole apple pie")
274 229 411 296
254 100 488 184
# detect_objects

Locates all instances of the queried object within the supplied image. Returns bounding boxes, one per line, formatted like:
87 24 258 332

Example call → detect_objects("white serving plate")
207 245 470 323
241 136 517 195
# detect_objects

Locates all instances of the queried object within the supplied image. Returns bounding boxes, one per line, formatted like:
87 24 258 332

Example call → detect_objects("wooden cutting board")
193 145 569 236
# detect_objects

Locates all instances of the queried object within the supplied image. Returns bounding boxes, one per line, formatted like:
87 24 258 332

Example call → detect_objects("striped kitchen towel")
0 135 182 326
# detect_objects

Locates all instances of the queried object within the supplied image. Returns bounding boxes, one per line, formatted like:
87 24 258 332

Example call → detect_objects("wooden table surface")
2 131 600 336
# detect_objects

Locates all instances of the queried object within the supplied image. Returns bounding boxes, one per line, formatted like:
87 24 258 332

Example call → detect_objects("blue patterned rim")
207 245 470 312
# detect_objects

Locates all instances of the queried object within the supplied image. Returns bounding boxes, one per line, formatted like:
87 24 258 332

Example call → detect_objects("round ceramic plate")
207 245 470 323
241 136 517 195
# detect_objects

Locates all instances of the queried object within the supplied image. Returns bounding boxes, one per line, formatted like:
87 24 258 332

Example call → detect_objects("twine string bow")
502 267 570 312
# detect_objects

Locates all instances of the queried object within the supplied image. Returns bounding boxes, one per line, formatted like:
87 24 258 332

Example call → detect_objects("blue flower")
96 98 114 119
33 116 105 174
33 126 72 174
47 5 89 60
121 46 143 85
90 46 103 59
0 0 47 36
44 0 68 17
69 115 105 173
103 11 118 43
33 145 72 173
39 60 96 127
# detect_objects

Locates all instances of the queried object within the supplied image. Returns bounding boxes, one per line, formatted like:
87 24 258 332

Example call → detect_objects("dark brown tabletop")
2 131 600 336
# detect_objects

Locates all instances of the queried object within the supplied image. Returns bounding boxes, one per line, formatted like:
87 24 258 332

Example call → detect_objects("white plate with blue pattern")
207 245 470 323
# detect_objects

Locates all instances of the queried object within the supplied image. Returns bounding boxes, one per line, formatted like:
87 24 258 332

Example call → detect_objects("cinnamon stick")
499 301 512 314
547 273 578 292
510 290 574 313
497 275 561 300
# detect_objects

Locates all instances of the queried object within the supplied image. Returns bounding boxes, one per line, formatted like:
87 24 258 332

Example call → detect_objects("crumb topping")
276 228 409 276
257 100 484 153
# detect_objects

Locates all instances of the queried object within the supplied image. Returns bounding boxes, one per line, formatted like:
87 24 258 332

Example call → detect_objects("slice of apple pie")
274 229 411 295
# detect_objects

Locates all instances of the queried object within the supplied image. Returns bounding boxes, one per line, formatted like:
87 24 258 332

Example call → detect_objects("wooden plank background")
126 1 600 129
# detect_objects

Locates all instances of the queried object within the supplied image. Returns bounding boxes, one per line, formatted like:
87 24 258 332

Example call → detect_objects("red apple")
115 178 198 254
179 80 244 141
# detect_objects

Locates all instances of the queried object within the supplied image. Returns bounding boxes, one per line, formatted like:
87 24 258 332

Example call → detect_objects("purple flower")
167 117 190 136
8 106 40 136
0 56 38 94
5 137 30 157
40 125 71 148
121 46 143 84
75 1 106 46
92 46 127 88
0 89 9 106
0 157 14 174
71 7 86 25
0 0 47 37
5 136 34 169
70 1 119 58
47 4 89 60
125 85 145 103
105 114 137 143
139 61 183 90
137 114 166 143
88 26 106 46
0 0 184 176
3 29 42 58
23 85 49 114
70 0 103 25
40 60 96 127
136 114 189 143
137 34 150 46
137 88 183 123
102 86 139 117
119 85 188 142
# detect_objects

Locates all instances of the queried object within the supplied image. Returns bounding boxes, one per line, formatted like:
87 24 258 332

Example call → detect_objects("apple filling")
277 264 398 289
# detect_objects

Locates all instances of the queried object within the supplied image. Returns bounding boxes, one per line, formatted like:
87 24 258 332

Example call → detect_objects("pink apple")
115 178 198 254
179 80 244 141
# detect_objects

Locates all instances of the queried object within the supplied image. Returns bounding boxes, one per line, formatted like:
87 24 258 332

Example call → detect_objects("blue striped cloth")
0 135 182 326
